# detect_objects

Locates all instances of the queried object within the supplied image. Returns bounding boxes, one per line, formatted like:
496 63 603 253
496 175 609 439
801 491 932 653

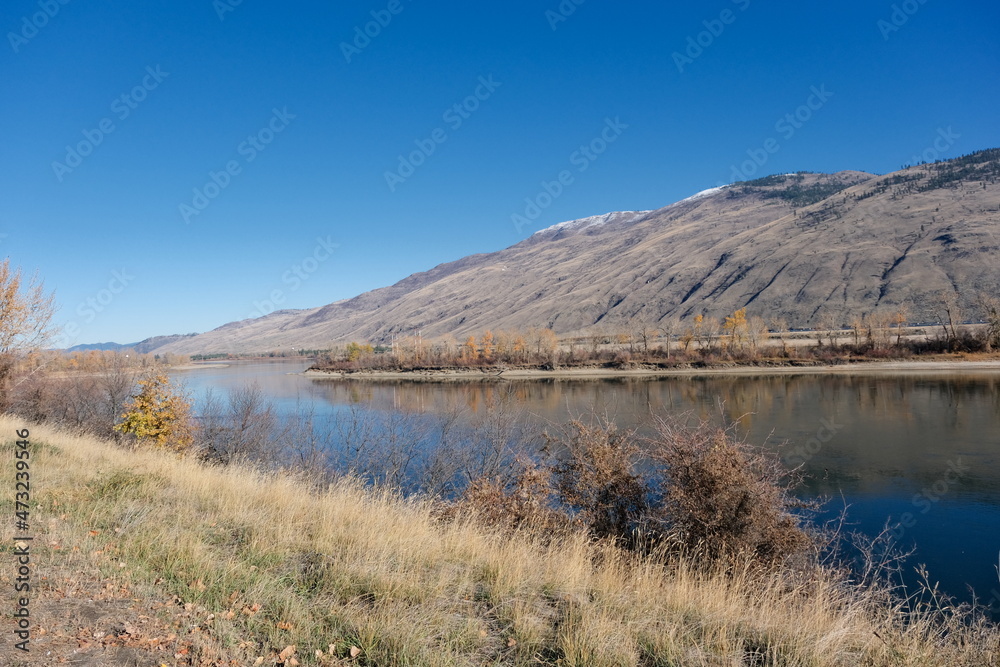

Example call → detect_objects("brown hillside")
156 150 1000 354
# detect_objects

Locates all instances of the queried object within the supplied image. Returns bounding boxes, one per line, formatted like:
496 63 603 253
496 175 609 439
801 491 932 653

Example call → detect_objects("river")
172 359 1000 615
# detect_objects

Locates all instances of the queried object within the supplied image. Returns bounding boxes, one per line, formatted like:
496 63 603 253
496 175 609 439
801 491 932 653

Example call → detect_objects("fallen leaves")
277 645 299 665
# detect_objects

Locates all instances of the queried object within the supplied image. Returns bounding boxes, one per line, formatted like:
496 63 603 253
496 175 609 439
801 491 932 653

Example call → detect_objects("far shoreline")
302 358 1000 382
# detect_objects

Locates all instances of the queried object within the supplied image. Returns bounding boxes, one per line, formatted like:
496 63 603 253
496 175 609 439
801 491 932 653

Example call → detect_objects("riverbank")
3 415 997 665
304 357 1000 381
168 361 231 371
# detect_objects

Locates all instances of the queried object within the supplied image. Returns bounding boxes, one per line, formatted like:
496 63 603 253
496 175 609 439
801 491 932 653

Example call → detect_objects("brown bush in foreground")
551 422 652 548
647 416 815 565
452 417 816 569
440 462 566 534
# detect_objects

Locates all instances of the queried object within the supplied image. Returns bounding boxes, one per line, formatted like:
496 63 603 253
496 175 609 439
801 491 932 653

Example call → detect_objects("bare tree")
864 311 893 350
636 321 658 356
892 306 910 347
817 311 839 348
769 317 789 356
698 316 721 354
198 382 278 465
977 293 1000 351
747 315 769 358
849 315 865 348
659 317 677 359
95 353 142 437
941 291 963 343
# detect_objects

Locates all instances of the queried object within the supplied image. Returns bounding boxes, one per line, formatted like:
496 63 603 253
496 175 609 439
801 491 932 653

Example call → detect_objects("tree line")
319 297 1000 372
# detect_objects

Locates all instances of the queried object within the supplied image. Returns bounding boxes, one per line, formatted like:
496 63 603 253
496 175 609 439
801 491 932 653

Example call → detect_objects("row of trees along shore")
316 298 1000 371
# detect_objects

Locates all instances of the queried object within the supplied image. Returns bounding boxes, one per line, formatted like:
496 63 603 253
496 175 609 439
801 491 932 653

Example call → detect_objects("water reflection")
174 362 1000 613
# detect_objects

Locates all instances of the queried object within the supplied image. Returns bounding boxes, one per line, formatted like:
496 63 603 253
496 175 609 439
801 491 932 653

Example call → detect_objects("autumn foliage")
114 373 194 452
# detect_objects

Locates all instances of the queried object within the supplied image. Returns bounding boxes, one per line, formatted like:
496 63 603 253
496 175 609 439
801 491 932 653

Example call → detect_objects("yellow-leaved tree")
0 258 56 356
723 307 749 352
0 259 56 407
115 373 194 452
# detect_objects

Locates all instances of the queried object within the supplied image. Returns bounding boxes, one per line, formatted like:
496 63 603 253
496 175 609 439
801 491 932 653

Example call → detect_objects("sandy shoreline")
302 359 1000 381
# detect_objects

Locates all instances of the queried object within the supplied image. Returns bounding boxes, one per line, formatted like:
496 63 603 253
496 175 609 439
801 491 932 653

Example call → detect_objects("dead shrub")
446 415 818 570
550 421 652 547
646 416 816 566
442 461 566 535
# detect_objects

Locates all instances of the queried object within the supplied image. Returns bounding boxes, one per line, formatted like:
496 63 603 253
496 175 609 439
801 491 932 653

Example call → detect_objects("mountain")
154 150 1000 355
66 334 198 354
66 342 132 352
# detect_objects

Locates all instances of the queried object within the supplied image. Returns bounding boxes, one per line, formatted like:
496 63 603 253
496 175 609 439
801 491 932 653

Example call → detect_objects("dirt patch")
1 533 242 666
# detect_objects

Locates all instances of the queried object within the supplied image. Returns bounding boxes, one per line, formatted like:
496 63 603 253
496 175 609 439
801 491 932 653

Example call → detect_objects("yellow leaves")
722 308 751 352
114 372 194 452
242 602 262 616
461 335 479 361
345 341 374 362
0 257 56 354
723 307 748 333
479 330 495 359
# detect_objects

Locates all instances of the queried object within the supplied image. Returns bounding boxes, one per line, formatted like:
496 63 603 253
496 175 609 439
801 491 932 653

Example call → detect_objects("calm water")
173 360 1000 613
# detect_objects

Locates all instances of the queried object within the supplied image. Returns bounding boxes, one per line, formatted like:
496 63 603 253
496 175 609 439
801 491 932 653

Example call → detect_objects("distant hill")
153 149 1000 355
66 342 131 353
66 334 198 355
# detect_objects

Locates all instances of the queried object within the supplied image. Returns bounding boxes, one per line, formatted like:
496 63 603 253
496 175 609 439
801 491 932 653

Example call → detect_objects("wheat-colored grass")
1 415 997 665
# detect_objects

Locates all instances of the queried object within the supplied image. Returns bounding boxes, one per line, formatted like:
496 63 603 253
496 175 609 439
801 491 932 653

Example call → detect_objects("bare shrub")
447 414 817 570
197 383 278 465
333 404 429 488
646 416 815 566
549 421 651 547
4 352 144 437
443 461 565 534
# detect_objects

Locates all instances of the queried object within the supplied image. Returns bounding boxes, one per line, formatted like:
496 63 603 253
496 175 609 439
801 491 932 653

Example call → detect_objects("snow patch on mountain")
676 185 728 204
533 210 652 236
532 185 732 237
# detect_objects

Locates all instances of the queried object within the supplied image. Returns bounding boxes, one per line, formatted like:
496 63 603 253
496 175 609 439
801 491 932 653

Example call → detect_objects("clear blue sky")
3 0 998 345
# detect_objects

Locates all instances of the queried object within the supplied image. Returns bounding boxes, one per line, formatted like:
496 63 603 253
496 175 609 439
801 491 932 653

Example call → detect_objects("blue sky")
2 0 998 345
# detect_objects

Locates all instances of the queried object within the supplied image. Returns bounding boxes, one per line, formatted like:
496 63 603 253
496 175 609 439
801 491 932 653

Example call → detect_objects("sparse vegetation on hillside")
736 173 862 208
918 148 1000 190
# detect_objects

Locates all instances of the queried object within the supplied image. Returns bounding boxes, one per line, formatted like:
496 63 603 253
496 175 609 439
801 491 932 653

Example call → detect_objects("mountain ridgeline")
154 149 1000 355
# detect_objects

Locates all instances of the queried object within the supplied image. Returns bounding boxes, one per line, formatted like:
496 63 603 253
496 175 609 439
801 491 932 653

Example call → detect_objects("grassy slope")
1 415 997 666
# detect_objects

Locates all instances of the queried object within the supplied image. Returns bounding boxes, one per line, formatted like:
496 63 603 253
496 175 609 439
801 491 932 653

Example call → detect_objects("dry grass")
1 415 998 666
